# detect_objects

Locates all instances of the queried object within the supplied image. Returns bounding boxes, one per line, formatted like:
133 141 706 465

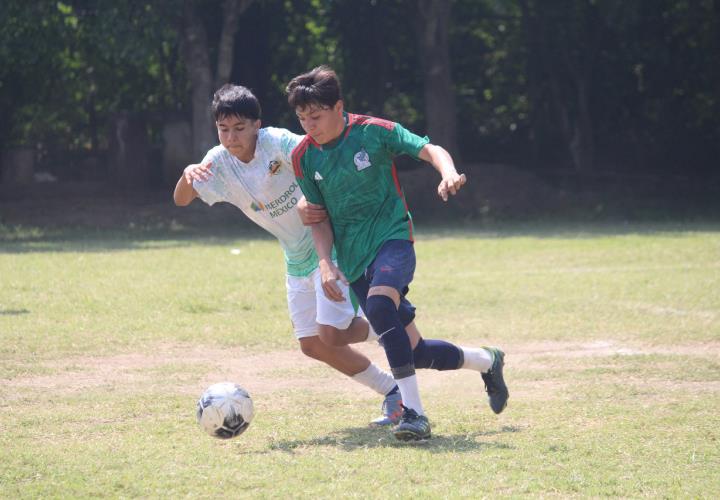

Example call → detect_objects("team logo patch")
354 148 372 171
314 171 324 181
268 160 281 175
250 201 265 212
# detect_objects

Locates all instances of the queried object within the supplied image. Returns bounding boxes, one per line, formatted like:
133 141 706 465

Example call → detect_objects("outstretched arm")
173 161 213 206
173 175 197 206
311 219 348 302
418 144 467 201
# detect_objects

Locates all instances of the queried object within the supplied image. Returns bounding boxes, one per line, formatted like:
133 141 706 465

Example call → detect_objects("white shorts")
286 267 359 339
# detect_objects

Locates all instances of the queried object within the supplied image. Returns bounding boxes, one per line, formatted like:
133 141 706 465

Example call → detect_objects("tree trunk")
519 0 544 166
535 1 596 173
215 0 254 88
182 0 215 161
182 0 254 161
108 112 151 189
416 0 460 160
162 119 193 187
1 147 35 186
569 77 594 173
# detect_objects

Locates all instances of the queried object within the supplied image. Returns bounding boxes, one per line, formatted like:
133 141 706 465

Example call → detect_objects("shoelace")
399 404 420 421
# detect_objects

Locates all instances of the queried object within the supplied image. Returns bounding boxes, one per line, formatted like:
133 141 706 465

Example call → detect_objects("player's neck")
234 151 254 163
320 113 348 148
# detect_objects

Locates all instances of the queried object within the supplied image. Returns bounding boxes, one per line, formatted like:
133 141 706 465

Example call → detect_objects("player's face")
216 115 260 161
295 101 344 145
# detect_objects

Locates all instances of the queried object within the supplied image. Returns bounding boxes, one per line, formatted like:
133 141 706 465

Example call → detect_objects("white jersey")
193 127 318 277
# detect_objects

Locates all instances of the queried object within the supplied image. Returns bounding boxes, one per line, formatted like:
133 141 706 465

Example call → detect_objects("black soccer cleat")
481 347 509 414
393 405 431 441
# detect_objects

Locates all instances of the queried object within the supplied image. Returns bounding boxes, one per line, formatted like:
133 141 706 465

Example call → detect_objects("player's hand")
183 161 213 184
296 197 328 225
319 260 348 302
437 172 467 202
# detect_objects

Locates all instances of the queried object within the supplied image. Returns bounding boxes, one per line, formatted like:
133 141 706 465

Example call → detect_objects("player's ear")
334 100 344 114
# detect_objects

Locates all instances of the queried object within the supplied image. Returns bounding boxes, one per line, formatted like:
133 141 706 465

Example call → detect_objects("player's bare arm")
418 144 467 202
311 218 348 303
296 196 329 225
174 161 214 206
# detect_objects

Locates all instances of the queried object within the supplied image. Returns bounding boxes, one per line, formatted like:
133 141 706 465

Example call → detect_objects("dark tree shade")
0 0 717 186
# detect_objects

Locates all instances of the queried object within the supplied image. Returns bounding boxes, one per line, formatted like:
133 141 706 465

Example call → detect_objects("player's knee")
298 337 327 360
365 294 397 326
317 324 347 347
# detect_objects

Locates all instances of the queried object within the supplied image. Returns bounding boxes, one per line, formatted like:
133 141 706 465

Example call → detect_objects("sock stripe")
390 363 416 379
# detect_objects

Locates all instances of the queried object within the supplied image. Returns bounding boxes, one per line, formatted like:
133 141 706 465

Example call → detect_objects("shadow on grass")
260 424 520 454
2 219 719 255
0 225 272 254
0 309 30 315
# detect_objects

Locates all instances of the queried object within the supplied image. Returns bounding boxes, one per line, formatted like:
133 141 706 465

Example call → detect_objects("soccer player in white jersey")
173 84 401 425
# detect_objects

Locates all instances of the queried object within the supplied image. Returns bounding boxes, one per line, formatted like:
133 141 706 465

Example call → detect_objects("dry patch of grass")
4 339 718 406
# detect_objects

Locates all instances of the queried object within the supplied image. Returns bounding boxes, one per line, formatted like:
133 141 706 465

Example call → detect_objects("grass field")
1 222 719 498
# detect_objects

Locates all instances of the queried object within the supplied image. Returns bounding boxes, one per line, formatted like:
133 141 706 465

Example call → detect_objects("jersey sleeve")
296 165 325 206
383 122 430 160
192 148 225 206
293 146 325 206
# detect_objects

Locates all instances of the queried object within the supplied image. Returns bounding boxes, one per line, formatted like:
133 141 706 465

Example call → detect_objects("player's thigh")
366 239 416 293
312 267 356 331
285 273 319 339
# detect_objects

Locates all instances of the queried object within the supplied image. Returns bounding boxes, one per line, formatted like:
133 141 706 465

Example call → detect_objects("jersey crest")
268 160 281 175
354 148 372 171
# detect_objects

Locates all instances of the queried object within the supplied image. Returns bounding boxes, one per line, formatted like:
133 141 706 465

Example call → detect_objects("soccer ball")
196 382 254 439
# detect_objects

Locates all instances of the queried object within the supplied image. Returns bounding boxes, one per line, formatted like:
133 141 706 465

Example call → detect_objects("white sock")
395 374 424 415
461 346 493 373
351 363 397 395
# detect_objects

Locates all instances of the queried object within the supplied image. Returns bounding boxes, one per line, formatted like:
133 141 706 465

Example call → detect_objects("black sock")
413 338 464 370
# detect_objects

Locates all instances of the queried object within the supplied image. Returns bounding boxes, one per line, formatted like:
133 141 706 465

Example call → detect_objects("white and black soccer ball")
196 382 254 439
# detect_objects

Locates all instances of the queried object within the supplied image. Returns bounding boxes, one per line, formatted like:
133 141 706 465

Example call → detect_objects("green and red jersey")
293 112 429 282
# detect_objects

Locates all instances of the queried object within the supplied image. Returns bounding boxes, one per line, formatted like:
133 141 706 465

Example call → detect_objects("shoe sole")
492 398 508 414
394 430 431 441
370 417 400 426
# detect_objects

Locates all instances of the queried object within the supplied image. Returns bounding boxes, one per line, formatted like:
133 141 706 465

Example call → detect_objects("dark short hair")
286 65 342 110
212 84 261 121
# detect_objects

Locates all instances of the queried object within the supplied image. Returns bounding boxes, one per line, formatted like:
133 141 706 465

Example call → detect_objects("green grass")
1 223 719 498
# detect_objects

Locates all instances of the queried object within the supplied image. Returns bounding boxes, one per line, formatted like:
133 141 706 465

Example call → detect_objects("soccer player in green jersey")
288 66 509 441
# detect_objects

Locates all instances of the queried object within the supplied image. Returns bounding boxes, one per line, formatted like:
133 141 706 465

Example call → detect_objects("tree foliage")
0 0 717 183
